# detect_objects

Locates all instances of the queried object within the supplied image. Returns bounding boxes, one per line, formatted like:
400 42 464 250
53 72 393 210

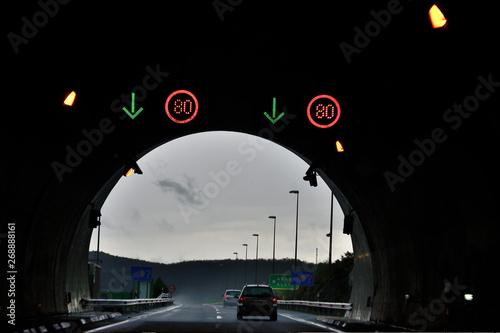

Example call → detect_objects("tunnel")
3 1 500 331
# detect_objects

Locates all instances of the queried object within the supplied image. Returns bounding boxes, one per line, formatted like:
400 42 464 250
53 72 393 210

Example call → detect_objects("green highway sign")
269 274 293 290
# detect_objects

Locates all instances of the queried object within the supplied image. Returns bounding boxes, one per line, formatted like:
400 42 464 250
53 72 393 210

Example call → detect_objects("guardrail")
277 300 352 315
82 297 174 313
277 300 352 310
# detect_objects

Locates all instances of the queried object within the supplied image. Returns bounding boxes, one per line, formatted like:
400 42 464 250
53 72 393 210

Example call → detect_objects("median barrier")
82 297 174 313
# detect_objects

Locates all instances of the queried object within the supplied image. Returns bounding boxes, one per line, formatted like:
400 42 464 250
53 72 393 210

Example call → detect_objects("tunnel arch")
15 92 497 330
5 1 500 330
21 127 378 320
86 130 374 320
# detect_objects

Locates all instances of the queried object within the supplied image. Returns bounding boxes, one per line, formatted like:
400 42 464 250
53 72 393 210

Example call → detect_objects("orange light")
429 4 447 29
336 140 344 152
125 168 133 177
63 91 76 106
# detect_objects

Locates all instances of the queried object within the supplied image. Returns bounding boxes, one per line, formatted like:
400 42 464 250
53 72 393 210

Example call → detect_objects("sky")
89 131 352 265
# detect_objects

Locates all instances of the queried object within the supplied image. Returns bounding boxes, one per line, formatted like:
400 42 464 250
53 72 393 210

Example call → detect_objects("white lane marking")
207 304 222 319
85 304 183 332
279 312 343 332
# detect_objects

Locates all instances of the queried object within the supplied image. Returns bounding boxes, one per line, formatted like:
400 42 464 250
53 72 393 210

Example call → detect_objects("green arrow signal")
263 97 285 124
122 92 144 119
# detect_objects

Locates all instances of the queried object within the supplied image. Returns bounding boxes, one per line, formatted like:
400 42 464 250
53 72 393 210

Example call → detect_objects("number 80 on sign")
165 89 199 124
307 94 341 128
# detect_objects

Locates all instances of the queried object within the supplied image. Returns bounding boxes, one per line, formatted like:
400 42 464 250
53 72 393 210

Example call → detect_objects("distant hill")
88 251 322 304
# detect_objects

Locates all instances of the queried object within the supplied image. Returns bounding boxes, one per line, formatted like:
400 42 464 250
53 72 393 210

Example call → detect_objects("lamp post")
268 216 277 273
327 191 334 302
242 244 248 285
289 190 299 300
233 252 238 289
219 262 225 297
253 234 259 283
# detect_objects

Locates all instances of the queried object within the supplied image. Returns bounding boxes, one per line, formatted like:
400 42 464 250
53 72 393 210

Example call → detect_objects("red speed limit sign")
165 90 199 124
307 94 341 128
168 284 176 293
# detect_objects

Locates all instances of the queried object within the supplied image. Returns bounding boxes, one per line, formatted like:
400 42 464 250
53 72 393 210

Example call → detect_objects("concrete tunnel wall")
0 68 496 321
3 103 498 331
9 116 497 330
4 86 499 331
4 2 500 329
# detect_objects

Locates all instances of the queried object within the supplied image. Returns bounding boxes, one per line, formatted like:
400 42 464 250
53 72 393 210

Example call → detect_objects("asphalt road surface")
84 303 340 332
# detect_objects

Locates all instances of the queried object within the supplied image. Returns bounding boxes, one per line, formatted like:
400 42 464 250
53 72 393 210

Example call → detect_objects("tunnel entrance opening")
83 131 371 318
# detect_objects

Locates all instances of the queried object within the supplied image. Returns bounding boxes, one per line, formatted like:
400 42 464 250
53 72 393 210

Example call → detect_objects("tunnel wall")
347 214 373 320
65 209 94 313
23 175 96 316
321 174 373 321
4 1 499 330
7 107 498 332
10 118 499 332
17 144 125 318
5 37 499 333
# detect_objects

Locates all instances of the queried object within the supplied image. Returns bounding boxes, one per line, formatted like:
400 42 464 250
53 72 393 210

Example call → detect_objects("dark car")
237 284 277 321
223 289 241 307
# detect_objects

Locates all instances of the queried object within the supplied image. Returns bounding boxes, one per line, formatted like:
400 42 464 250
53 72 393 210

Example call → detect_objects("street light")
219 262 227 296
253 234 259 283
268 216 277 273
289 190 299 300
327 191 334 302
242 244 248 285
233 252 238 289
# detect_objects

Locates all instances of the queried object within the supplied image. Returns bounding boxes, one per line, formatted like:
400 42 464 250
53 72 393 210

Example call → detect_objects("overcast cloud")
90 131 352 264
154 177 202 207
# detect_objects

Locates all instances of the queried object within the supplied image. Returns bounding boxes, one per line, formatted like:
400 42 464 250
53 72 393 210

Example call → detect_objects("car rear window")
242 287 273 297
227 290 240 296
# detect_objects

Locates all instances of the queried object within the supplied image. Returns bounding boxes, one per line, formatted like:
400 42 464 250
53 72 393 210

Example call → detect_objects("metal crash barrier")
277 300 352 315
82 297 174 313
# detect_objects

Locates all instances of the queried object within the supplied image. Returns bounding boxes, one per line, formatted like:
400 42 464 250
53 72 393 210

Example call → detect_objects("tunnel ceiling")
4 0 500 330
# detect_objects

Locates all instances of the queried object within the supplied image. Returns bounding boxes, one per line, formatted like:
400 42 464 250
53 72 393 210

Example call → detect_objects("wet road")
84 303 340 332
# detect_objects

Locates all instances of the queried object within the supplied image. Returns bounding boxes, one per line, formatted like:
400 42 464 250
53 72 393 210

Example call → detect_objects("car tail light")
273 297 277 304
224 295 227 299
239 297 244 304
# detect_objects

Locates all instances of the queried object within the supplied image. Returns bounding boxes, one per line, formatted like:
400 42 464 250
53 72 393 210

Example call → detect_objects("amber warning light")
429 4 447 29
63 91 76 106
336 141 344 152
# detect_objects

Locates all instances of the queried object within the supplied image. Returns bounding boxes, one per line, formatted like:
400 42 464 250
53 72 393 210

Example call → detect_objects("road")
84 303 340 332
